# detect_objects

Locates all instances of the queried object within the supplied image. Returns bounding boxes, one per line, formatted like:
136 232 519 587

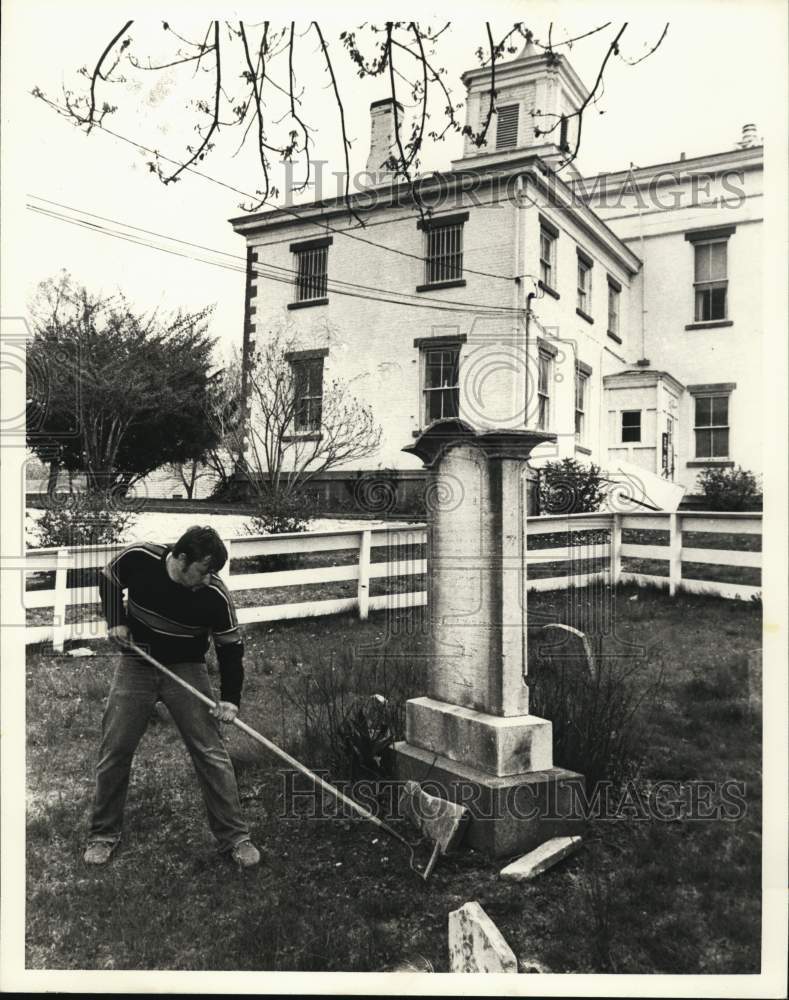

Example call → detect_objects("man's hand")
108 625 131 646
210 700 238 724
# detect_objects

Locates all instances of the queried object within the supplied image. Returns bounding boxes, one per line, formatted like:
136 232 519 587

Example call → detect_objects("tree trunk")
47 460 61 496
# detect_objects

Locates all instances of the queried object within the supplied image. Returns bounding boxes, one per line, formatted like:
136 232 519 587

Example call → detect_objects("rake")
123 641 436 880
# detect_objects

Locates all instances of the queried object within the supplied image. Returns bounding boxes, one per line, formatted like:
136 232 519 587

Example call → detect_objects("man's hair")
171 526 228 573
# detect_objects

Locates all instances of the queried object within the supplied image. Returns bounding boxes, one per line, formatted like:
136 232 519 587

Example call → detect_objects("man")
83 525 261 868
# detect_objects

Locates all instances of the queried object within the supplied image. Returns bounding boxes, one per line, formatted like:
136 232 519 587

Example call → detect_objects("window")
537 350 552 430
540 228 556 288
425 223 463 285
290 236 332 306
291 356 324 432
538 215 560 295
684 225 735 326
577 250 593 316
417 212 468 290
621 410 641 443
575 365 590 442
423 347 460 424
694 394 729 458
693 241 727 321
496 104 520 149
607 279 621 336
559 115 569 152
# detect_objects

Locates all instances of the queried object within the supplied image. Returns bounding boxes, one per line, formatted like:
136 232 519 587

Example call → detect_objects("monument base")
394 741 586 859
406 696 553 776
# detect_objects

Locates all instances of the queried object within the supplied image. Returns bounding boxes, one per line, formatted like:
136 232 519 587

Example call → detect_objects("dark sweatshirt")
98 542 244 707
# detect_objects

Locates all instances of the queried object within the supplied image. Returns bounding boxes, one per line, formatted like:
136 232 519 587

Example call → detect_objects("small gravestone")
448 901 518 973
540 624 595 677
499 835 583 882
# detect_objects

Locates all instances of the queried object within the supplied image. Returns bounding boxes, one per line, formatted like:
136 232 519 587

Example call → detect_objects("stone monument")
394 419 584 858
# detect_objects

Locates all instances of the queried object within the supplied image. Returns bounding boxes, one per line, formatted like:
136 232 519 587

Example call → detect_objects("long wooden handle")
124 641 411 846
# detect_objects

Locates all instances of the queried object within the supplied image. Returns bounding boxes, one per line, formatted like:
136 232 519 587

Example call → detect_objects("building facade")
229 42 762 509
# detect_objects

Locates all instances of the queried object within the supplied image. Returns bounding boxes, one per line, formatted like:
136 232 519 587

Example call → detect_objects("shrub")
209 475 250 503
244 489 319 536
29 490 136 548
528 630 664 791
696 466 762 511
274 643 427 779
539 458 605 514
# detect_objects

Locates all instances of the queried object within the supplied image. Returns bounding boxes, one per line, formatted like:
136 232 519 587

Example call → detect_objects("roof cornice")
229 154 641 275
603 369 686 394
523 167 642 275
229 157 548 234
460 52 589 105
581 145 763 193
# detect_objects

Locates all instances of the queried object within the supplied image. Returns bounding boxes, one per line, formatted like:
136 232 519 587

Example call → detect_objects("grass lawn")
25 584 761 973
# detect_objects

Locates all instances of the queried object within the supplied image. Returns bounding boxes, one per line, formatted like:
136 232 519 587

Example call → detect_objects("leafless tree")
165 353 246 498
33 21 668 216
202 353 247 492
244 327 381 508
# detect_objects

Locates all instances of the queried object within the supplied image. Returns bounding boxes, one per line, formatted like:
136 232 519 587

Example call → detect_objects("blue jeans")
88 655 250 851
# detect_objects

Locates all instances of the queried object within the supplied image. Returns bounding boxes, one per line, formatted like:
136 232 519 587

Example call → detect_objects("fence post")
218 538 233 587
668 513 681 596
357 529 371 620
611 513 622 587
52 547 69 653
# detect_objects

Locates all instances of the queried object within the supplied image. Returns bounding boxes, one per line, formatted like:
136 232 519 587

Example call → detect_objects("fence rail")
25 525 428 651
525 510 761 601
24 511 761 650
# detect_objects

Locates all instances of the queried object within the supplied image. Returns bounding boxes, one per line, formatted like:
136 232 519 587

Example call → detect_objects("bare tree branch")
78 20 133 132
35 21 668 216
617 23 669 66
313 21 363 225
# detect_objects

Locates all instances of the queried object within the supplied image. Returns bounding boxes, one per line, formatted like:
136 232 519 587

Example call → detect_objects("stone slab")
398 780 470 853
394 741 586 859
499 835 583 881
448 901 518 973
405 696 553 777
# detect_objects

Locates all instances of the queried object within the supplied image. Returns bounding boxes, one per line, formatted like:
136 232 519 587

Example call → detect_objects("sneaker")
83 841 116 865
231 840 261 868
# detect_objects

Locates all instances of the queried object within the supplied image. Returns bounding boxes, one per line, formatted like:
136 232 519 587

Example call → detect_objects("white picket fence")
25 525 427 652
24 511 761 650
525 510 762 601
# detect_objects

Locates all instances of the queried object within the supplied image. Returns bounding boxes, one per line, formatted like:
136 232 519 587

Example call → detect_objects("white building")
229 41 762 510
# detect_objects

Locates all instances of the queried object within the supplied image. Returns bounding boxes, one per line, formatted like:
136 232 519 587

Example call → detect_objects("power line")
28 194 523 313
32 95 534 283
27 203 520 316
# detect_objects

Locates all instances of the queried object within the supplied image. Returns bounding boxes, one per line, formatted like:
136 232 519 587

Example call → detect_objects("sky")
1 1 785 363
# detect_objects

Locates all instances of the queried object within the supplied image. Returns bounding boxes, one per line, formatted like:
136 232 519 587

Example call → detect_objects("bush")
528 630 664 791
209 470 254 503
29 490 136 548
696 466 762 511
539 458 605 514
274 643 427 780
244 489 319 536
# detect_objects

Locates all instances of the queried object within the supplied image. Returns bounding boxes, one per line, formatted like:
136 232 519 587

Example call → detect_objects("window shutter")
496 104 520 149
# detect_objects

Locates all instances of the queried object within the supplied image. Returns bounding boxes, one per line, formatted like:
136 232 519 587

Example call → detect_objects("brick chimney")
365 98 403 178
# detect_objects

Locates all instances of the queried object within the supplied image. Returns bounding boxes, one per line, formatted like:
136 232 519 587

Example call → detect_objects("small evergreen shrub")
539 458 605 514
696 466 762 511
